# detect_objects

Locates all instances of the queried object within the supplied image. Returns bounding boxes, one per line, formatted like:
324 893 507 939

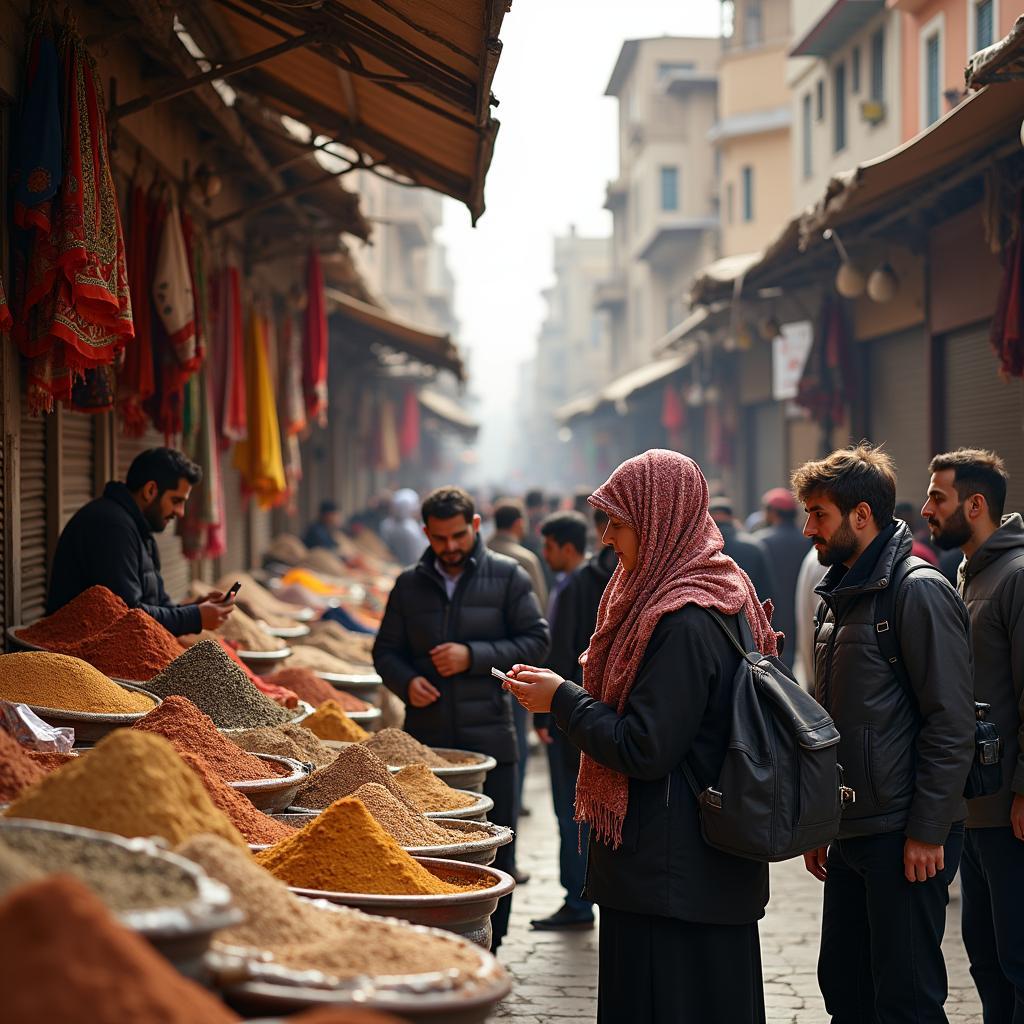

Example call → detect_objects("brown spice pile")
361 728 455 768
59 610 184 680
301 547 348 576
303 621 375 667
178 835 484 985
255 797 489 895
350 783 487 847
219 606 287 653
303 700 369 742
0 728 47 803
132 695 278 782
394 763 480 813
226 723 337 768
286 645 369 676
267 534 308 566
267 667 364 710
25 750 77 772
214 573 305 628
296 743 417 812
16 586 128 648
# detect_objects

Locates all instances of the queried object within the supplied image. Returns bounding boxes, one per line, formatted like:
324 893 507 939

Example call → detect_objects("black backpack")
683 610 848 863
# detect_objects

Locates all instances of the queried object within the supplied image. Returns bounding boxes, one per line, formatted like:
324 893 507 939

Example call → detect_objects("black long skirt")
597 907 767 1024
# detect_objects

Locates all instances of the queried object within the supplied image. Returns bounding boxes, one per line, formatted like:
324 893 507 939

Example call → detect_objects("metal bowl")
6 625 47 651
422 791 494 824
230 755 312 812
287 858 515 948
385 749 496 795
237 648 293 676
262 624 310 640
0 818 241 978
13 682 162 744
404 821 512 867
346 704 382 729
322 671 382 693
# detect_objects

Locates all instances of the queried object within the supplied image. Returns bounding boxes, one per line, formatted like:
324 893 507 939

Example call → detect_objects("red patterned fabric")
399 385 420 459
118 180 154 435
576 450 780 848
990 189 1024 378
210 265 246 446
303 248 328 426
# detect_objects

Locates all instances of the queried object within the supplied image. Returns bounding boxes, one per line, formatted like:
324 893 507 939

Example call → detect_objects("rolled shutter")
60 410 95 532
744 401 786 514
19 408 48 624
219 456 249 573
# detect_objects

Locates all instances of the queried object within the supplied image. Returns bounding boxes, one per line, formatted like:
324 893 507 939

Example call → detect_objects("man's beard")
813 515 859 566
143 500 170 533
928 504 971 550
439 549 469 568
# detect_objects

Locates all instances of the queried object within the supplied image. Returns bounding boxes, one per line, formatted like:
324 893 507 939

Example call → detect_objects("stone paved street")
495 754 983 1022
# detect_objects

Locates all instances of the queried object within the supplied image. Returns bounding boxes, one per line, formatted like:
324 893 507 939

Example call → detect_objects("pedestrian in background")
523 488 553 588
794 444 974 1024
372 487 550 950
709 496 776 601
302 499 343 551
923 448 1024 1023
506 450 776 1024
758 487 810 669
379 488 425 567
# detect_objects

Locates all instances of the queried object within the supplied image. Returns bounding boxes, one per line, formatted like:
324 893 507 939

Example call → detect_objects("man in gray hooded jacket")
924 448 1024 1023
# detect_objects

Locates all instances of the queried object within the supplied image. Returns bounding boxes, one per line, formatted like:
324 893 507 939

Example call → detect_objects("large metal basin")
9 682 162 744
288 858 515 949
422 790 494 824
404 821 512 867
230 755 312 812
385 748 496 795
237 648 292 676
323 671 383 696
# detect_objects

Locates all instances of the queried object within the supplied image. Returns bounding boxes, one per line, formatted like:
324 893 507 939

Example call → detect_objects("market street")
497 755 984 1023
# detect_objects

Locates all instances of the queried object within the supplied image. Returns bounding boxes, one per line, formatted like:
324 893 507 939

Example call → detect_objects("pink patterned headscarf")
577 449 780 848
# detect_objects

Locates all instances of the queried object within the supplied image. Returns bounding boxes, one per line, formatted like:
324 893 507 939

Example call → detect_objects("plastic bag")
0 701 75 752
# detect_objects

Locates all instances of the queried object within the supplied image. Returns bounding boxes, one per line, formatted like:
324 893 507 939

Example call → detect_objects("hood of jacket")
963 513 1024 581
816 520 913 600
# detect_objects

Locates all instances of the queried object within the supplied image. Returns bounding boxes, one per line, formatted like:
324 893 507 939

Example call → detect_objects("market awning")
654 306 728 355
554 391 603 424
328 290 465 379
188 0 509 223
689 233 800 307
419 388 479 435
966 14 1024 89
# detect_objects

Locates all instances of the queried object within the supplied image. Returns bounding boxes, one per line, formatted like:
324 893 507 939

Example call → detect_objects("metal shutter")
944 326 1024 512
867 330 930 499
744 401 786 515
219 457 249 573
60 410 95 532
19 408 48 624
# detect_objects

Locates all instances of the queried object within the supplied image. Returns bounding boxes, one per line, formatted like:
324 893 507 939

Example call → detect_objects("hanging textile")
399 385 421 460
0 276 12 332
989 188 1024 379
796 296 856 429
661 381 686 451
277 310 305 510
69 365 115 413
118 178 155 434
210 265 246 446
303 248 328 427
180 366 225 560
378 397 401 473
234 309 287 509
153 198 198 372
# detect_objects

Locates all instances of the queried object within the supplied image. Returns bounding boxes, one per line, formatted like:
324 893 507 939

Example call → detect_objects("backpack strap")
873 555 934 695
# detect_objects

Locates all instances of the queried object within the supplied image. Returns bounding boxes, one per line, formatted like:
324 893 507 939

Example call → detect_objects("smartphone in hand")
224 580 242 602
490 667 515 684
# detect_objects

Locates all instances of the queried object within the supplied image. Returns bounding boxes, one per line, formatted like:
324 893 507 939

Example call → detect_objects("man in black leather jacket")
793 444 974 1024
372 486 549 951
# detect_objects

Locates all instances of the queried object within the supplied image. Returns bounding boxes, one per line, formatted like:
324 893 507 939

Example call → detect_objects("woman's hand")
502 665 564 713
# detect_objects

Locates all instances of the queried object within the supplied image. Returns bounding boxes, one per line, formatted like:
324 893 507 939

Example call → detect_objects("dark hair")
494 499 525 531
319 500 339 517
792 443 896 528
421 486 475 524
593 507 609 529
929 448 1008 522
524 489 545 510
540 511 587 554
126 448 201 494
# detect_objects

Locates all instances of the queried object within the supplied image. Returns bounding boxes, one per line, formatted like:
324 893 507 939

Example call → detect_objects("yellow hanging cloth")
234 309 287 509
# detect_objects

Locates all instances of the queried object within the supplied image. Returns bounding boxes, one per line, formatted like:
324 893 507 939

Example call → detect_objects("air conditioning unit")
860 99 886 125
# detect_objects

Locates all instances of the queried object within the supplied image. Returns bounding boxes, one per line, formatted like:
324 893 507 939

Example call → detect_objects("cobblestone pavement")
495 755 983 1023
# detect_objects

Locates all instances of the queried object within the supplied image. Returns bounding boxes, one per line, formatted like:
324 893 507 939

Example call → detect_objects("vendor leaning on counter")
46 447 234 637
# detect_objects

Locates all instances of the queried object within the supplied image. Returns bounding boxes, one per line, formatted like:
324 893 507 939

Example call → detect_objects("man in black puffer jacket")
372 486 549 951
793 444 974 1024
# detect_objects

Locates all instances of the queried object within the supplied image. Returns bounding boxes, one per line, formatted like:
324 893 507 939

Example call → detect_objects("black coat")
548 546 617 684
759 521 810 669
551 605 770 926
372 538 550 763
813 522 975 844
717 521 776 605
47 482 201 636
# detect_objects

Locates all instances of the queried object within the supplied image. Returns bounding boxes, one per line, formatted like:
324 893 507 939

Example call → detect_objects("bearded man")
47 447 233 636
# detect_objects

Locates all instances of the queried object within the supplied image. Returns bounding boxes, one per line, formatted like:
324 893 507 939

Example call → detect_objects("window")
816 79 825 120
802 93 813 180
726 182 735 225
741 165 754 222
851 45 861 93
833 62 847 153
660 166 679 211
971 0 996 53
657 61 696 81
921 14 944 128
870 27 885 101
743 0 763 46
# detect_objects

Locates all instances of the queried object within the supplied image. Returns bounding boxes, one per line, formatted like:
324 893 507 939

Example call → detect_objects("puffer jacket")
813 521 975 844
372 537 550 763
960 513 1024 828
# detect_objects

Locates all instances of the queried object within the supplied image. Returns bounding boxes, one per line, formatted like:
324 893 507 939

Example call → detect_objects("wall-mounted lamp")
867 263 899 303
824 228 866 298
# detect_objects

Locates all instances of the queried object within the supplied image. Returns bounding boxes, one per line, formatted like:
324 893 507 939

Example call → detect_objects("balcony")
790 0 886 58
593 271 627 310
604 177 628 211
636 217 719 269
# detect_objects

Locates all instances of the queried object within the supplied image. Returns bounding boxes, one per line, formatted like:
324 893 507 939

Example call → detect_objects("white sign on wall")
772 321 814 401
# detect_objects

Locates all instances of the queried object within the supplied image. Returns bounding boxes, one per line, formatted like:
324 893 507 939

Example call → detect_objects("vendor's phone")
490 667 514 684
224 581 242 602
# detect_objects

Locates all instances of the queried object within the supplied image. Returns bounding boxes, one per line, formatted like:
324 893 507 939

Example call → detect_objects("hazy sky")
437 0 721 483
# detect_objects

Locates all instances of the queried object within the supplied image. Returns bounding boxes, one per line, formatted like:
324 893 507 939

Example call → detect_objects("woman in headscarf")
506 450 778 1024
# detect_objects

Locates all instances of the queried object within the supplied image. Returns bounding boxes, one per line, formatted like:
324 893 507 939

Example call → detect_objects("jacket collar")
816 520 912 599
103 481 153 540
964 513 1024 580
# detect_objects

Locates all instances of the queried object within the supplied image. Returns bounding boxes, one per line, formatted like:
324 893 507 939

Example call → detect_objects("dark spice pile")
361 728 457 767
132 696 279 783
226 723 337 768
60 610 183 680
0 728 46 803
296 743 418 812
15 586 128 648
145 640 292 729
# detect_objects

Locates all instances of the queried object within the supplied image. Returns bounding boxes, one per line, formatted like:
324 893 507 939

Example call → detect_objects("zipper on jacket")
665 772 672 807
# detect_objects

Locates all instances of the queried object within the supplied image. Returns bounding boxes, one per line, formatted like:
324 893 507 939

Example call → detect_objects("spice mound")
303 700 369 742
0 875 241 1024
0 825 200 910
255 797 490 895
0 651 156 714
361 728 458 768
215 572 303 628
145 639 292 729
304 620 376 667
177 751 293 846
269 667 364 710
0 727 48 802
60 609 184 680
132 695 278 782
220 605 287 652
16 585 128 648
178 835 485 985
4 730 246 848
26 750 77 772
351 783 487 847
227 723 337 768
0 840 42 894
297 743 417 811
393 764 480 813
286 644 370 676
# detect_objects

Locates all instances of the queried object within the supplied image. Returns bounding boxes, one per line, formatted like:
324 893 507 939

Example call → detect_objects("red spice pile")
25 750 77 772
178 751 293 846
60 609 183 680
269 666 367 710
132 696 278 783
17 586 128 648
0 728 47 802
0 875 242 1024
